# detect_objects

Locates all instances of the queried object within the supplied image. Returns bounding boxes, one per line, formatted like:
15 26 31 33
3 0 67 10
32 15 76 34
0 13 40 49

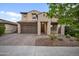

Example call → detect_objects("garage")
20 22 37 34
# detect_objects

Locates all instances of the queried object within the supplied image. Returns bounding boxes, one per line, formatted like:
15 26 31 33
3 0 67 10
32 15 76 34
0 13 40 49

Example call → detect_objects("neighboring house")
18 10 65 35
0 19 17 34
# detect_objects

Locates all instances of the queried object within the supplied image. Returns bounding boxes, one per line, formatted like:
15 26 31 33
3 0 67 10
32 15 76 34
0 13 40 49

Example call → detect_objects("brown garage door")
21 22 37 34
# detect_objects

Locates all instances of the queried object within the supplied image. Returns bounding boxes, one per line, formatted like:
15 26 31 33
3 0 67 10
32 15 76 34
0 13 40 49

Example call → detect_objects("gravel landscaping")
35 38 79 46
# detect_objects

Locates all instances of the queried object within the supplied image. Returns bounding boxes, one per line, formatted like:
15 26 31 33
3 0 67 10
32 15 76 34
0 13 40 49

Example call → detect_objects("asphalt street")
0 46 79 56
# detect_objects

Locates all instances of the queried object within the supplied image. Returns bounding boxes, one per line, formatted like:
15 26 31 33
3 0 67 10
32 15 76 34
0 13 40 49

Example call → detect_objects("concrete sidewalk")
0 46 79 56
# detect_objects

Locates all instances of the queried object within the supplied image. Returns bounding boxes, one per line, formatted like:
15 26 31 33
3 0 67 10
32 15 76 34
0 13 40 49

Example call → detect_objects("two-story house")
18 10 65 35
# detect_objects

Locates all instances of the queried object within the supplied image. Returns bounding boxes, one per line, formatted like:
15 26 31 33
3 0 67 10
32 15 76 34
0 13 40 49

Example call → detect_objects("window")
32 15 37 19
43 14 45 16
23 15 26 17
32 13 37 19
23 14 27 18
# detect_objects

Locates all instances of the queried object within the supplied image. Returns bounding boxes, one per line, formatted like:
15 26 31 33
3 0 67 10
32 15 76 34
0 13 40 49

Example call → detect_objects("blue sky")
0 3 49 22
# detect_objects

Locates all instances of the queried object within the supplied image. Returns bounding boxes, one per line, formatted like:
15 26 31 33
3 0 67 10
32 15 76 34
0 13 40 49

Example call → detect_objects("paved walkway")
0 34 48 46
0 46 79 56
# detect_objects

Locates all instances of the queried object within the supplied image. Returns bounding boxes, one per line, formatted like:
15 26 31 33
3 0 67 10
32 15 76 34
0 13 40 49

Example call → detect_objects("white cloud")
0 11 5 14
0 11 21 22
6 12 21 17
10 18 20 22
0 11 21 17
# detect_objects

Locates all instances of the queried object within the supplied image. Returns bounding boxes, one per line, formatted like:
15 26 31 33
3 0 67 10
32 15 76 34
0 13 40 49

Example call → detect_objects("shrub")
58 38 63 41
76 38 79 41
75 34 79 41
0 24 5 36
66 34 71 38
65 26 70 35
57 35 63 41
65 26 78 37
69 29 75 37
48 34 57 40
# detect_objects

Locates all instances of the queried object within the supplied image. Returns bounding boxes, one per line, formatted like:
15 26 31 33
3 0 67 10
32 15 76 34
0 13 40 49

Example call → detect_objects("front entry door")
41 22 47 34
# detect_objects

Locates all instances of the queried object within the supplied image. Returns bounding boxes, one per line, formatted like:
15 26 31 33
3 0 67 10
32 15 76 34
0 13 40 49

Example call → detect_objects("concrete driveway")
0 34 34 45
0 34 48 46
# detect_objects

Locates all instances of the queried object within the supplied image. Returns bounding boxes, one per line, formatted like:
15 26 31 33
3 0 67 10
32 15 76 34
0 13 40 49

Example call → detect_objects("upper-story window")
43 13 47 17
32 13 37 19
43 14 45 16
32 15 37 19
22 14 27 18
23 15 26 17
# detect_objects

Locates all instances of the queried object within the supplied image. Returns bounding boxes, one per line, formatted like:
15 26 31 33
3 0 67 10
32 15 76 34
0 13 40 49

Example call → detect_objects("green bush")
58 38 63 41
65 26 79 41
48 34 57 40
65 26 70 35
0 24 5 36
66 34 71 38
75 34 79 41
69 29 75 36
65 26 78 37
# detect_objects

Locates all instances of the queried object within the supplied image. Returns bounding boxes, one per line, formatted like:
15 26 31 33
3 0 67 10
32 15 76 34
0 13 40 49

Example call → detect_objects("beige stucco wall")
38 13 49 21
5 24 17 33
38 13 58 22
21 13 33 22
21 11 40 22
20 10 58 22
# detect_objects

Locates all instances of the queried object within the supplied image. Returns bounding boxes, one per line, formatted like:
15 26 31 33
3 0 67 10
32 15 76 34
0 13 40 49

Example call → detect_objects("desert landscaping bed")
35 38 79 46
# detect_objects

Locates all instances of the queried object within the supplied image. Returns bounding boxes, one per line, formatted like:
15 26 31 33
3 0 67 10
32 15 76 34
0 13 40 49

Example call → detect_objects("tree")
47 3 79 37
47 3 78 25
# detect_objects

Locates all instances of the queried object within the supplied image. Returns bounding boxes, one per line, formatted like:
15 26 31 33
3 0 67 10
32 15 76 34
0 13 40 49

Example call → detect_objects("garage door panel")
21 22 37 34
